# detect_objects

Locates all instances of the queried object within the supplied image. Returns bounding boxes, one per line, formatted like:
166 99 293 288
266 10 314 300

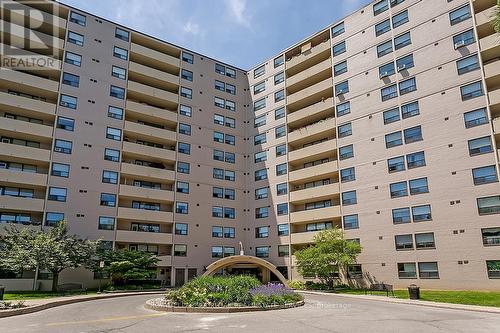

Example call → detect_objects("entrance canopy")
202 255 288 286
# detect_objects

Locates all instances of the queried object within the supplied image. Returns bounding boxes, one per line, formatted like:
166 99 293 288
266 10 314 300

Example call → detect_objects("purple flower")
250 283 294 297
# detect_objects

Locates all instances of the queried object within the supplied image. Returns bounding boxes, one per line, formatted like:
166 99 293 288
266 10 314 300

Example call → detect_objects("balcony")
128 62 179 91
475 5 497 37
490 89 500 112
290 231 319 245
472 0 497 12
288 117 336 145
0 142 50 163
0 169 47 187
115 229 172 244
289 160 338 184
0 20 64 54
288 139 337 164
286 40 331 74
157 255 172 266
0 43 61 75
289 183 340 204
0 91 56 119
119 184 174 203
124 121 176 145
287 78 333 112
127 80 178 110
117 207 174 224
0 117 53 141
484 59 500 88
480 34 500 62
493 117 500 134
286 58 332 92
290 205 341 224
0 68 59 98
125 100 177 126
287 97 334 129
121 163 175 183
0 195 45 212
122 141 176 163
130 42 180 72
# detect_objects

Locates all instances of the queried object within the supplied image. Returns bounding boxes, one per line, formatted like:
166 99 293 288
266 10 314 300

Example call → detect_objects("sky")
61 0 372 70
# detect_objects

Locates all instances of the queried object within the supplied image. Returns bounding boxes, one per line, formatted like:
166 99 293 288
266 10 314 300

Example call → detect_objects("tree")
294 227 362 287
0 221 98 291
493 2 500 33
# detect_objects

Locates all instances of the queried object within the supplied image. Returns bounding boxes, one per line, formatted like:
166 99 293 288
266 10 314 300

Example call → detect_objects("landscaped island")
146 275 304 312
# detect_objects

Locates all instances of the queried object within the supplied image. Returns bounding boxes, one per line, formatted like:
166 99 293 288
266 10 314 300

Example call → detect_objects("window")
113 46 128 60
254 81 265 94
181 87 192 99
106 127 121 141
108 106 123 120
409 177 429 195
343 214 359 230
274 71 285 85
254 133 266 145
415 233 435 249
214 114 225 126
255 207 269 219
102 170 118 184
177 181 189 194
224 227 235 238
1 187 33 198
377 40 393 57
449 4 471 25
212 226 223 238
464 108 488 128
274 55 284 68
68 31 84 46
340 167 355 183
179 123 191 136
211 246 223 258
255 187 269 200
176 202 188 214
407 151 425 169
332 41 346 56
418 262 439 279
336 101 350 117
393 207 411 224
401 101 419 119
254 65 265 78
383 107 400 124
275 125 286 138
179 105 192 117
276 144 286 157
213 187 224 198
275 107 285 120
277 203 288 216
487 261 500 279
482 228 500 246
181 69 193 81
278 245 289 257
98 217 115 230
348 265 362 278
338 123 352 138
339 145 353 160
174 244 187 257
399 77 416 95
69 11 86 26
254 151 267 163
254 114 266 127
457 54 479 75
226 100 236 112
275 90 285 102
45 212 64 226
477 196 500 215
226 67 236 79
54 139 72 154
225 152 235 164
60 94 77 109
62 72 79 87
379 62 395 78
385 131 402 148
110 86 125 99
212 206 223 218
256 226 269 238
453 29 475 48
390 181 408 198
334 61 347 76
412 205 432 222
48 187 67 202
225 134 235 145
215 63 225 75
468 136 493 156
388 156 405 172
51 163 69 177
225 170 235 181
335 81 349 95
172 223 188 236
276 163 287 176
115 27 129 41
394 32 411 50
472 165 498 185
342 191 357 205
373 0 388 15
177 162 190 174
224 207 235 219
398 263 417 278
65 51 81 66
278 224 289 236
461 81 483 100
225 117 235 128
381 84 397 101
215 80 225 92
254 97 266 111
396 54 414 71
276 183 288 195
104 148 120 162
331 22 345 37
255 246 269 258
56 116 74 131
403 125 422 143
395 234 413 250
178 142 190 154
375 19 391 37
255 169 267 181
100 193 116 207
182 52 194 64
392 10 408 28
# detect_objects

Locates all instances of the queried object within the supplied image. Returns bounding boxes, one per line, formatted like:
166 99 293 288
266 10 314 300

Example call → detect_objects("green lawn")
336 289 500 307
3 290 96 301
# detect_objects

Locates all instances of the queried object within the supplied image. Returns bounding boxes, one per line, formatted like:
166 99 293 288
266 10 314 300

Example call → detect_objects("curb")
298 290 500 314
145 298 305 313
0 291 165 318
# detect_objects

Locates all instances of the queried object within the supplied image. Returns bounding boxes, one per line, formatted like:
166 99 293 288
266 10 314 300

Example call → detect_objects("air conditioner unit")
379 71 389 79
454 40 465 49
335 89 344 96
397 63 406 72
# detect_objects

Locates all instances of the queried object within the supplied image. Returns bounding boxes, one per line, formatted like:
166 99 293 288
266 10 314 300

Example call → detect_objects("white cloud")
183 20 201 35
225 0 251 28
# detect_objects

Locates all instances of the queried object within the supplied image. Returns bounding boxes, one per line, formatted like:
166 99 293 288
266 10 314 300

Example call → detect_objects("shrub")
288 280 305 290
250 283 303 307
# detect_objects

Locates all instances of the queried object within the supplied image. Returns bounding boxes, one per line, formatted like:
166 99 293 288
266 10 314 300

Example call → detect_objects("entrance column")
262 268 270 283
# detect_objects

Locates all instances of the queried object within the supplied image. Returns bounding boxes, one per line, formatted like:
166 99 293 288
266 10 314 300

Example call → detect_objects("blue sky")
61 0 372 69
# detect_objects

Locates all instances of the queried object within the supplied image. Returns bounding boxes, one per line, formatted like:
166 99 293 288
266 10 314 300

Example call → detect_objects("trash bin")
408 284 420 300
0 286 5 301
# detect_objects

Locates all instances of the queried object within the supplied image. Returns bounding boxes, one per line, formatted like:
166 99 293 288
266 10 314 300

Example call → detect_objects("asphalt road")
1 293 499 333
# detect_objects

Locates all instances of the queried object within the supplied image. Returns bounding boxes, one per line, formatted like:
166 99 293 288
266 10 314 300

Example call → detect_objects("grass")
335 289 500 307
3 290 97 301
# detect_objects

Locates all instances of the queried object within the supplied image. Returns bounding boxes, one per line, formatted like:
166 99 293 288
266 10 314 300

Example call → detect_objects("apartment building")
0 0 498 290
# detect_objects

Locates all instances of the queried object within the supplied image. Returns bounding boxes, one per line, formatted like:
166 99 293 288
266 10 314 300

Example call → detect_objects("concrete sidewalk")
299 290 500 314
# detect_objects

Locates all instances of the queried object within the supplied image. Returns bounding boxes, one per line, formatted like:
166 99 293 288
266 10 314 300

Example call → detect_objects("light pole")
98 260 105 293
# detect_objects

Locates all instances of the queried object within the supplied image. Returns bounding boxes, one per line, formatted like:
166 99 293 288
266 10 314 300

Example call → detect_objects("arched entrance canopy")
202 255 288 286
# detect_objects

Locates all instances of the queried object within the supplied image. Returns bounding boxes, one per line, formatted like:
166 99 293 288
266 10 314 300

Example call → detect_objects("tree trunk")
52 271 59 292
